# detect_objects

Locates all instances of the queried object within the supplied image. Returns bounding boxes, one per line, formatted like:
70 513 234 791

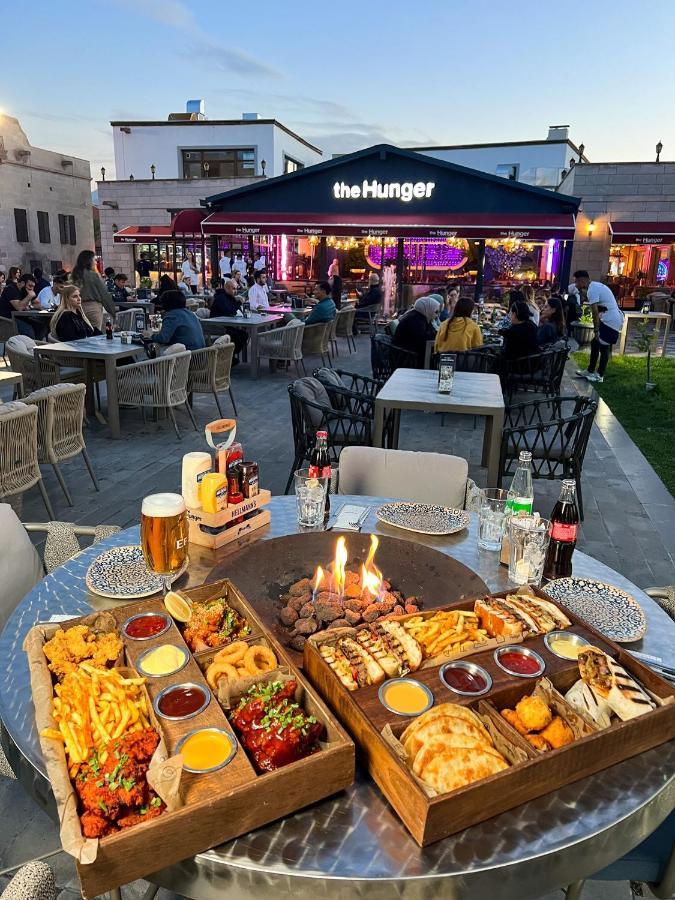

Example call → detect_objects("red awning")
200 211 576 240
610 221 675 245
171 208 206 234
113 226 173 244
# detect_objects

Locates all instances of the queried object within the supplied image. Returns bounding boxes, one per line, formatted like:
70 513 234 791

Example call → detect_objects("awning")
610 222 675 245
200 211 576 240
170 208 206 234
113 226 173 244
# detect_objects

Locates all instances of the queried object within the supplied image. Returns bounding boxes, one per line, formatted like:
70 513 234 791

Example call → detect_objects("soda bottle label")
506 497 533 514
550 522 578 542
308 465 331 478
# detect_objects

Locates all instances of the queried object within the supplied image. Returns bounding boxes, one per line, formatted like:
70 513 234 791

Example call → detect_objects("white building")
413 126 588 190
0 115 93 274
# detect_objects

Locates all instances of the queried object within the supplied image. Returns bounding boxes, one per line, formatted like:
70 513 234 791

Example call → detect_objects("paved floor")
1 332 673 899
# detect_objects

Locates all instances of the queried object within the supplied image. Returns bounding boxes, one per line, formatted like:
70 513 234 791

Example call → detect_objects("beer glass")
141 493 188 592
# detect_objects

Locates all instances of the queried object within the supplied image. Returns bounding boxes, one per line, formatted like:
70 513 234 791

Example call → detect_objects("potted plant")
632 319 657 391
137 276 152 299
570 305 595 347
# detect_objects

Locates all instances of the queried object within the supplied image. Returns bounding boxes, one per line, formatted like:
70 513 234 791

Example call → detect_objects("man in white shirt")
573 270 625 383
252 252 266 272
247 271 270 311
232 254 247 278
37 273 66 309
219 253 232 279
181 253 198 294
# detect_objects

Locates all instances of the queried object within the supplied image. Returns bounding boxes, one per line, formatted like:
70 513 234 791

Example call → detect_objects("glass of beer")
141 493 188 593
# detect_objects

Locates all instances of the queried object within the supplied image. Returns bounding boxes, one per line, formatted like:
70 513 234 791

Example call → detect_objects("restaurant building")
200 144 580 305
558 160 675 304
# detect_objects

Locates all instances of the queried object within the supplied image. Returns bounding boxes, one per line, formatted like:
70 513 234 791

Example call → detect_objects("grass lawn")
573 351 675 497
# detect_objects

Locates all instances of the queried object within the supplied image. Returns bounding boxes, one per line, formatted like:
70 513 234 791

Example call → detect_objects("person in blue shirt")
305 281 336 325
151 290 205 351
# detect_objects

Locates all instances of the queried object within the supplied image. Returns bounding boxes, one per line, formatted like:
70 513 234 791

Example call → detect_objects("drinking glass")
508 515 551 586
294 469 328 527
141 493 188 593
477 488 508 551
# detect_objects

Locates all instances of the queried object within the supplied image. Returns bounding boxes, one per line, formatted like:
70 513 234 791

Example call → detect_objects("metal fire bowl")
210 532 489 665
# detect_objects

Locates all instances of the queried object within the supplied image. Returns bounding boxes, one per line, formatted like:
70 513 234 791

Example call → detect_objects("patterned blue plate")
543 577 647 643
376 502 470 536
86 545 187 600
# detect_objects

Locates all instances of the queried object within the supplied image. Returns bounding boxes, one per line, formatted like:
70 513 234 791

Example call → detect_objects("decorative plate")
376 502 470 536
86 545 187 600
543 577 647 643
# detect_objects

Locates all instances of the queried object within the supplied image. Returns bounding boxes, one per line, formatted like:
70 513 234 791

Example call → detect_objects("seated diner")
501 300 539 359
305 281 336 325
393 296 440 367
434 297 483 352
150 290 205 351
51 285 101 342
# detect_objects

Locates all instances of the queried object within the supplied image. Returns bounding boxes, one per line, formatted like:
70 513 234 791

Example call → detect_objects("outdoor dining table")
373 368 505 485
34 335 144 439
0 369 22 397
0 494 672 900
205 313 284 379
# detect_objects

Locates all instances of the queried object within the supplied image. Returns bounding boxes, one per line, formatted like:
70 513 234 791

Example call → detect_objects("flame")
312 565 324 600
362 567 383 599
333 537 348 597
365 534 379 570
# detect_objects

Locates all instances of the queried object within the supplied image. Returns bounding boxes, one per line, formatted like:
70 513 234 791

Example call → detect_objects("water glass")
478 488 508 551
294 469 328 527
508 516 551 585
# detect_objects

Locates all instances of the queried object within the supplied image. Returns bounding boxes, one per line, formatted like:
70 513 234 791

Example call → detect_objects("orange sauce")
180 729 233 772
382 681 431 715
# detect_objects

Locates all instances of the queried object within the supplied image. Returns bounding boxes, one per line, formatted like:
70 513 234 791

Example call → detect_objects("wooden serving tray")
303 586 675 846
27 578 354 898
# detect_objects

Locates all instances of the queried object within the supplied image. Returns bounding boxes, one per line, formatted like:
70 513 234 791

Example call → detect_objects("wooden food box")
187 488 271 549
303 586 675 846
26 578 354 898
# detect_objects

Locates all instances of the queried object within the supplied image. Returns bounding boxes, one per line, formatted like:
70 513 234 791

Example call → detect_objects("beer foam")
141 493 186 517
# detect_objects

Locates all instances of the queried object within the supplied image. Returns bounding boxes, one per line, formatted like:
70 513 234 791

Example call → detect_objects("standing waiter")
573 270 625 383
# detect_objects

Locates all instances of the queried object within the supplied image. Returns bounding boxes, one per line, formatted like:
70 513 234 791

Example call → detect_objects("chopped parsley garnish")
120 776 136 792
97 800 108 814
95 779 104 788
150 796 162 808
139 806 148 816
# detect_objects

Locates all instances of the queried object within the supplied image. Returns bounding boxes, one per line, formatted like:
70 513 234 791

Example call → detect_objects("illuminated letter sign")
333 180 435 202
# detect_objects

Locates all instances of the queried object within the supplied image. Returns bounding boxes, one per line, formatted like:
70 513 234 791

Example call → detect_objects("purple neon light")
366 239 467 270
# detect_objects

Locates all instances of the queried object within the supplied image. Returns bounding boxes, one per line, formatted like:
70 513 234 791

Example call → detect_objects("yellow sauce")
548 637 584 660
382 681 431 715
180 729 233 771
138 644 187 676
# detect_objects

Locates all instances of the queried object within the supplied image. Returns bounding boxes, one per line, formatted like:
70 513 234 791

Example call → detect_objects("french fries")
40 664 150 777
403 610 489 658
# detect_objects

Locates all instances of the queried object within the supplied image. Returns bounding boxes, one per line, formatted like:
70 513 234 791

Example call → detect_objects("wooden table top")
0 370 22 385
375 368 504 414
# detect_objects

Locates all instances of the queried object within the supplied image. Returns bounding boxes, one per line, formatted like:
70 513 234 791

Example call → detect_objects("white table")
373 368 505 484
0 369 22 397
619 311 671 356
204 313 284 379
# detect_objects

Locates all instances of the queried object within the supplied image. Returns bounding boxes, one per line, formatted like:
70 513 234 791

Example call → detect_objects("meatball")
516 696 553 733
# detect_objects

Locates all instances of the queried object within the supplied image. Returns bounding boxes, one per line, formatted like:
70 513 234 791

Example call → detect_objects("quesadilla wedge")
403 716 491 762
413 740 508 794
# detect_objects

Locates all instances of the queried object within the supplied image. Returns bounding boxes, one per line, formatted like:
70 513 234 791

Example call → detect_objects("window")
58 214 77 245
495 163 519 181
283 155 304 174
181 148 255 179
50 260 63 275
37 210 51 244
14 208 29 243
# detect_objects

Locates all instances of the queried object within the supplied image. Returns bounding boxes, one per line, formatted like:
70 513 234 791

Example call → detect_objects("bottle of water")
500 451 534 565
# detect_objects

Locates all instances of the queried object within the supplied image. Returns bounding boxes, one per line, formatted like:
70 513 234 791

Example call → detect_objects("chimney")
547 125 570 141
242 112 260 121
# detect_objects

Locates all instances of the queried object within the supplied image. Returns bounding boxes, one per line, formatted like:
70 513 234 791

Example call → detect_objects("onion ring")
244 644 277 675
206 661 239 691
213 640 248 665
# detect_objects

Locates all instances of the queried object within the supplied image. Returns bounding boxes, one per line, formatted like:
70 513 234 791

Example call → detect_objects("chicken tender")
501 708 528 735
540 716 574 749
516 695 553 733
43 625 122 680
525 733 551 752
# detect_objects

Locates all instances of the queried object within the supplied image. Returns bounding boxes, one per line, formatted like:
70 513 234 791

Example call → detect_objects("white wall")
113 122 321 180
416 142 572 189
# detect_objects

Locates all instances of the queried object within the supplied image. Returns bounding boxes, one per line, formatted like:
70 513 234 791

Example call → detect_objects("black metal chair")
498 395 598 519
370 334 419 386
500 346 568 403
286 380 373 493
454 345 501 374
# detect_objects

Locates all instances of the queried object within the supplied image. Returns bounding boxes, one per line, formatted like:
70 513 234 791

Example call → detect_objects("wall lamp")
587 220 596 237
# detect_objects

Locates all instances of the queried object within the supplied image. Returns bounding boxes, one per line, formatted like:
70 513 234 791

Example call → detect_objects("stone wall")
0 115 93 273
97 175 261 274
558 162 675 280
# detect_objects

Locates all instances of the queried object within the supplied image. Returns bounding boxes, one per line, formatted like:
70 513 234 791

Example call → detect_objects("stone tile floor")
0 331 673 898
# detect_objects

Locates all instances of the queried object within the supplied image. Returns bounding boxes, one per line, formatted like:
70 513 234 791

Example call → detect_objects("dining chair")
24 383 99 506
116 349 196 438
301 322 331 367
187 337 238 417
0 402 54 519
334 307 357 353
257 319 305 376
500 346 568 403
326 315 339 359
370 334 419 386
5 336 85 394
114 307 145 332
0 861 57 900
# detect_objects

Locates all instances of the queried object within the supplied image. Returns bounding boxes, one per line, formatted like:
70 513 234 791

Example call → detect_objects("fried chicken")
540 716 574 749
501 708 528 735
182 598 250 653
43 625 122 680
525 733 551 752
516 695 553 733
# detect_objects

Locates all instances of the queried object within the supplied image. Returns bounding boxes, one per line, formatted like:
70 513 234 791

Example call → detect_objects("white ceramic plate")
86 545 187 600
543 577 647 643
376 502 470 536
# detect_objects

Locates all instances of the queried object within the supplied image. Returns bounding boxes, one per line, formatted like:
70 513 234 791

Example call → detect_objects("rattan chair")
257 319 306 376
116 349 197 439
6 335 84 394
187 337 238 417
334 307 357 353
370 333 418 386
354 303 381 335
326 315 339 359
499 395 598 519
24 383 98 506
454 346 501 374
114 307 145 331
301 322 331 367
0 402 54 518
0 315 17 363
0 861 57 900
23 520 122 573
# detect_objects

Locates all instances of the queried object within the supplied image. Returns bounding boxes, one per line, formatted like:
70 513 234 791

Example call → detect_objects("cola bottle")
543 480 579 580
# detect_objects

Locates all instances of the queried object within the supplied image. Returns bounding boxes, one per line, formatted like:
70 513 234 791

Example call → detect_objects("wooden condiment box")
27 578 354 898
186 488 271 549
303 586 675 846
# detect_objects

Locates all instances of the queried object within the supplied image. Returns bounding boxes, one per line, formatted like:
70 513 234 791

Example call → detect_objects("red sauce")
125 614 168 639
443 667 487 694
499 651 542 676
158 686 207 718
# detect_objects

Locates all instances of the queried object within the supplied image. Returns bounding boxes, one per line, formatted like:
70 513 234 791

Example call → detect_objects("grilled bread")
565 679 612 729
337 637 386 687
403 716 491 761
319 644 358 691
400 702 491 753
355 627 403 678
475 597 527 639
376 620 423 671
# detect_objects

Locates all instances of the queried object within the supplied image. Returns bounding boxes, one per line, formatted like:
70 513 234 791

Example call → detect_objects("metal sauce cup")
153 682 210 722
494 645 545 678
378 678 434 717
175 726 238 774
544 630 590 660
136 643 189 678
439 661 493 697
122 611 171 641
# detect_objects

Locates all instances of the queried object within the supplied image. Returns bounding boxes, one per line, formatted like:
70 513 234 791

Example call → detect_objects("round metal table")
1 496 673 900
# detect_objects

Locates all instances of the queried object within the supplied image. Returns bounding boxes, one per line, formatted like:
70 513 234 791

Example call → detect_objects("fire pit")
211 533 489 663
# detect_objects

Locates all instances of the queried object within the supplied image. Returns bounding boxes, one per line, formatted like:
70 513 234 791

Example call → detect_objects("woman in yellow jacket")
434 297 483 352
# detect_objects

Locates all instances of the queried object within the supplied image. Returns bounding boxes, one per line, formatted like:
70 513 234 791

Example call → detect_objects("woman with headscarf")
392 296 440 367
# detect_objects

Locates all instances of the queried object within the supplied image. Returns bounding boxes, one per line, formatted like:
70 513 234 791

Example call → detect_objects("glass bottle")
500 451 534 565
543 480 579 580
308 430 331 524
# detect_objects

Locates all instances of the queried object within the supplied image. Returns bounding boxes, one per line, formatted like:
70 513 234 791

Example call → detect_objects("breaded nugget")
516 695 553 733
501 708 528 735
525 733 551 752
540 716 574 749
